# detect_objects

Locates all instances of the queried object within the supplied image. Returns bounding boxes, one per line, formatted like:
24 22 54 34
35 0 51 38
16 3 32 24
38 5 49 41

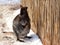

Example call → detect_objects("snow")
2 9 20 32
13 29 43 45
27 29 43 45
13 9 20 17
0 29 43 45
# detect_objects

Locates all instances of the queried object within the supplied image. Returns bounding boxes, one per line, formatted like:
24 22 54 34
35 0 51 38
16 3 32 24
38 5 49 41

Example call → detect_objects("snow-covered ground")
0 29 43 45
13 29 43 45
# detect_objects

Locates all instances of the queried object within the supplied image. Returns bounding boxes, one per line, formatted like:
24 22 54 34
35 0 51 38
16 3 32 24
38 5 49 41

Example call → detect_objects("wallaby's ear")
20 5 23 8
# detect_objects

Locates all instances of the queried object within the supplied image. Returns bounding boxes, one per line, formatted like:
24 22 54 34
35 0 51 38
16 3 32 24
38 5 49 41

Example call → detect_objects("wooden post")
21 0 60 45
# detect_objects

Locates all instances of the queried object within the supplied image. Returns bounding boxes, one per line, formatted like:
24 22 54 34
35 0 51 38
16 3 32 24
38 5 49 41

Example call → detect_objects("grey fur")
13 6 31 42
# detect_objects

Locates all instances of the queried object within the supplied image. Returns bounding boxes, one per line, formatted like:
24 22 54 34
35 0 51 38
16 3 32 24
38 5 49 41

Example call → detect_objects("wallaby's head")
20 5 28 15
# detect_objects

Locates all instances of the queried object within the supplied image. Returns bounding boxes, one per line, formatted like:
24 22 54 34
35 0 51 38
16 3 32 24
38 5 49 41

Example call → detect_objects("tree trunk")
21 0 60 45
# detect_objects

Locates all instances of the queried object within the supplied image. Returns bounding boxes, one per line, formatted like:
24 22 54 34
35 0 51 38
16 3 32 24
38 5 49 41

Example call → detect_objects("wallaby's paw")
25 36 32 39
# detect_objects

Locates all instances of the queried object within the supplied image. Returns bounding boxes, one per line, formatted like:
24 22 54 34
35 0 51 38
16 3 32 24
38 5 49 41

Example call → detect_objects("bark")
21 0 60 45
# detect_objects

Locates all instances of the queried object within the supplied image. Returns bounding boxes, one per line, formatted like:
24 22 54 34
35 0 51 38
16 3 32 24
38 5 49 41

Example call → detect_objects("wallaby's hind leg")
14 32 25 42
13 26 20 41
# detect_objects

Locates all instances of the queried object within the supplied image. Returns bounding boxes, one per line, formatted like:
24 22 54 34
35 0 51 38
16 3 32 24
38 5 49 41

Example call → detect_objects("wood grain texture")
21 0 60 45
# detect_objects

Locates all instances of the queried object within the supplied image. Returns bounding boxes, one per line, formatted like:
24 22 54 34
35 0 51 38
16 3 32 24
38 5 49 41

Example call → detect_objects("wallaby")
13 5 31 42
